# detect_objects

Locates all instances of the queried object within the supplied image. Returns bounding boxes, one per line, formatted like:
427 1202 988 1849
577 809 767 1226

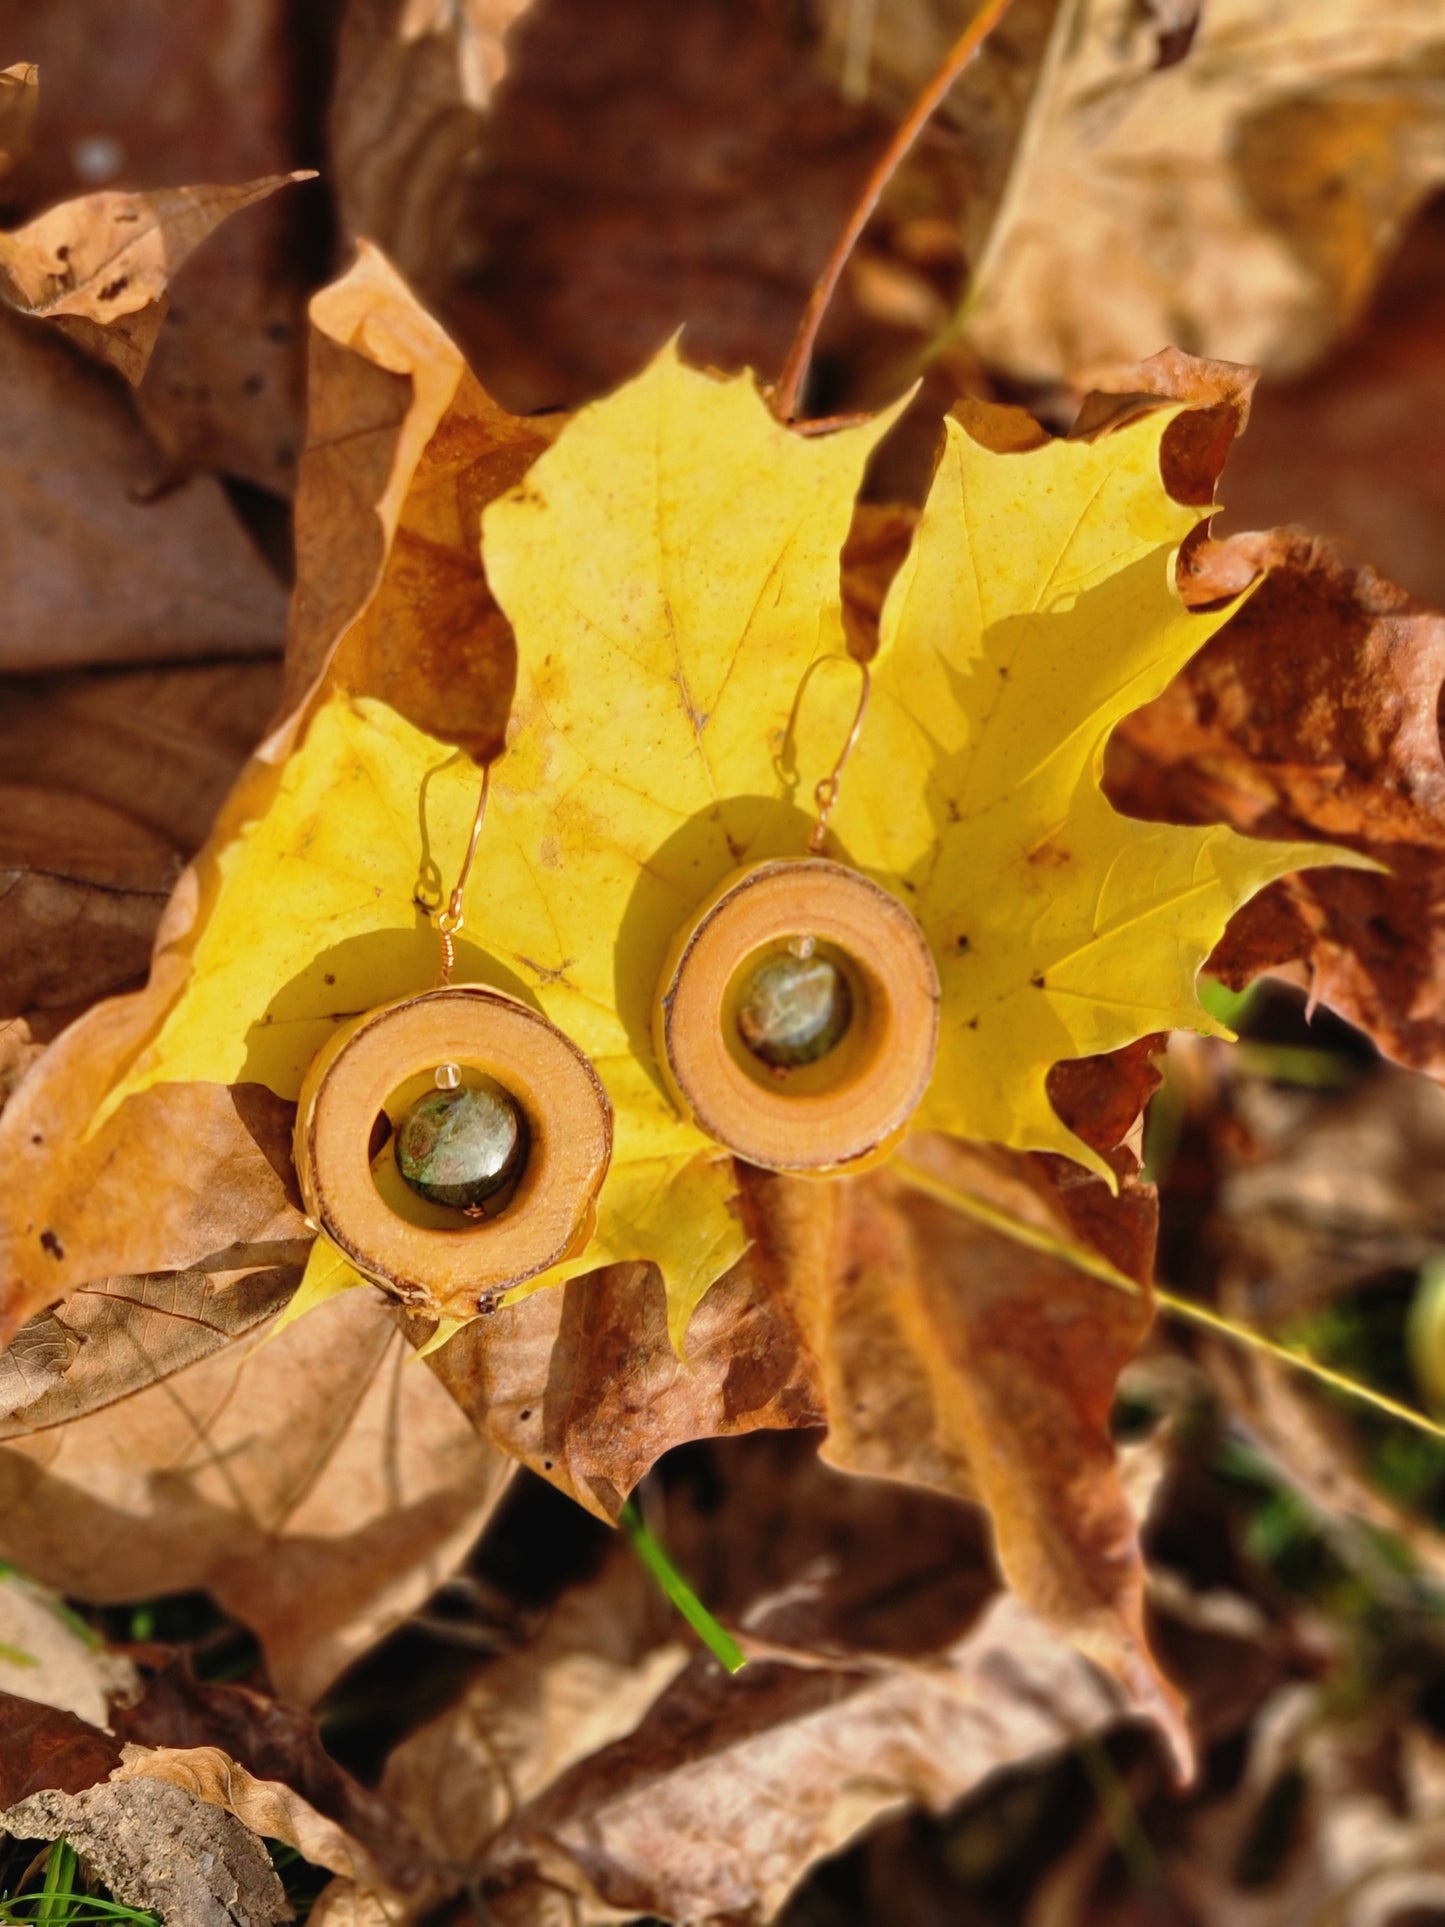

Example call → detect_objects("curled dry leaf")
331 0 537 307
423 1256 824 1522
1111 530 1445 1080
384 1544 687 1868
0 62 37 183
0 661 282 1025
114 1661 431 1899
388 1436 1136 1924
112 1743 388 1891
483 1590 1130 1925
0 310 288 672
0 172 313 384
965 0 1445 383
9 3 318 491
0 1286 512 1702
348 0 891 413
0 1570 135 1729
0 1688 121 1806
737 1132 1186 1768
3 1777 290 1927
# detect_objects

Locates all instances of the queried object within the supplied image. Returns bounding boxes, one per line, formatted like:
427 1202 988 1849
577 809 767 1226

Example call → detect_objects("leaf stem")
620 1499 747 1674
772 0 1017 423
892 1153 1445 1445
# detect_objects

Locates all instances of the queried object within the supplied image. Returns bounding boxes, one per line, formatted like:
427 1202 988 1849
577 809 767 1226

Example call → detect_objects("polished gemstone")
737 948 852 1069
397 1079 524 1209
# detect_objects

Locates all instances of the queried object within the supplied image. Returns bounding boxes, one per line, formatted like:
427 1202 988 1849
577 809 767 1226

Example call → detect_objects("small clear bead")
435 1061 462 1091
737 946 852 1069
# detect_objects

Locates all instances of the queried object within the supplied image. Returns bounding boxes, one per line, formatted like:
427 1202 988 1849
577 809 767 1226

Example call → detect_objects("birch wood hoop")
294 985 612 1315
654 858 939 1174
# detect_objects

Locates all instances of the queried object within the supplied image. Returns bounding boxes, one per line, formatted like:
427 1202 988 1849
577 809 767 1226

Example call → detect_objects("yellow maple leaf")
92 340 1365 1342
828 408 1374 1179
98 344 894 1344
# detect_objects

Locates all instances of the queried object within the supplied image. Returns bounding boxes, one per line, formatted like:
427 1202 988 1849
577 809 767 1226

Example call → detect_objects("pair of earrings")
291 661 939 1311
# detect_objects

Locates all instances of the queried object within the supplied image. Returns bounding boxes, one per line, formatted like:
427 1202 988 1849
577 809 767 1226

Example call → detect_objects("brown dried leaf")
0 786 177 1021
389 1437 1131 1923
112 1743 387 1889
0 1690 122 1806
0 1311 81 1421
0 660 282 1023
0 1268 299 1438
330 0 535 307
3 1776 290 1927
424 1255 823 1522
9 2 318 492
0 1287 511 1702
0 1570 135 1728
115 1663 430 1899
344 0 889 414
1110 530 1445 1079
0 173 312 384
384 1545 687 1868
966 0 1445 384
0 62 37 183
738 1137 1185 1769
1223 200 1445 613
483 1592 1129 1925
0 310 287 671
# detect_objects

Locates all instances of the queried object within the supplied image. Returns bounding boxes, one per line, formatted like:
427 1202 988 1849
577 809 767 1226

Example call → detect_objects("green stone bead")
737 950 852 1069
397 1081 524 1210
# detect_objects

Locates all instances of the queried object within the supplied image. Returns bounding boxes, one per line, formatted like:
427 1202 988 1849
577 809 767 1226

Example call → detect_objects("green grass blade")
621 1500 746 1674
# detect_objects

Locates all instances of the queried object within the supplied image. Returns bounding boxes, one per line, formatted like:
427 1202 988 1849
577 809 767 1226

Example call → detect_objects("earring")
654 659 939 1176
293 764 613 1313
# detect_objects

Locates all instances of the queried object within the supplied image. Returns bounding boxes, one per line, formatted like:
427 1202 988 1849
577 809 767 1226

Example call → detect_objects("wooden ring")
654 858 938 1174
294 986 612 1315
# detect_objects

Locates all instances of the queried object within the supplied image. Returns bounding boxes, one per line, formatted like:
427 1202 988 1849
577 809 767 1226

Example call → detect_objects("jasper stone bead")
737 949 852 1069
397 1080 524 1209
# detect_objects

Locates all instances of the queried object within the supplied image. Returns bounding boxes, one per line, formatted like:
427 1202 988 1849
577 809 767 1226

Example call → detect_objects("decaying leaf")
424 1252 823 1521
1111 527 1445 1080
0 172 312 383
0 659 283 1024
0 310 288 672
113 1661 431 1900
0 1689 122 1806
0 62 37 182
964 0 1445 384
385 1434 1144 1922
0 1285 511 1702
738 1132 1185 1762
0 1569 134 1729
111 1744 389 1892
8 5 319 491
2 1776 291 1927
331 0 537 313
480 1594 1130 1924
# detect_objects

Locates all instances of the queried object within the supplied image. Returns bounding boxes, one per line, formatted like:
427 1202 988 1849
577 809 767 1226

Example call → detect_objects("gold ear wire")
435 760 493 984
782 652 871 855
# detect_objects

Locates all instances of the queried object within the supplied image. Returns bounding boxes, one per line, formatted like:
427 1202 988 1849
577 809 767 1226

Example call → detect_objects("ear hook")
783 653 872 856
435 761 493 984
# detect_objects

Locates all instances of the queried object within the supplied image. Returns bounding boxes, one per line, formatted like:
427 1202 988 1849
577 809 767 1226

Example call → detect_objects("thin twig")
892 1153 1445 1446
772 0 1017 422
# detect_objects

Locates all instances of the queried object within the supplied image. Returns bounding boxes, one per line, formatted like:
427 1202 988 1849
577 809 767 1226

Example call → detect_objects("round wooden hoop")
294 986 612 1315
654 858 938 1174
